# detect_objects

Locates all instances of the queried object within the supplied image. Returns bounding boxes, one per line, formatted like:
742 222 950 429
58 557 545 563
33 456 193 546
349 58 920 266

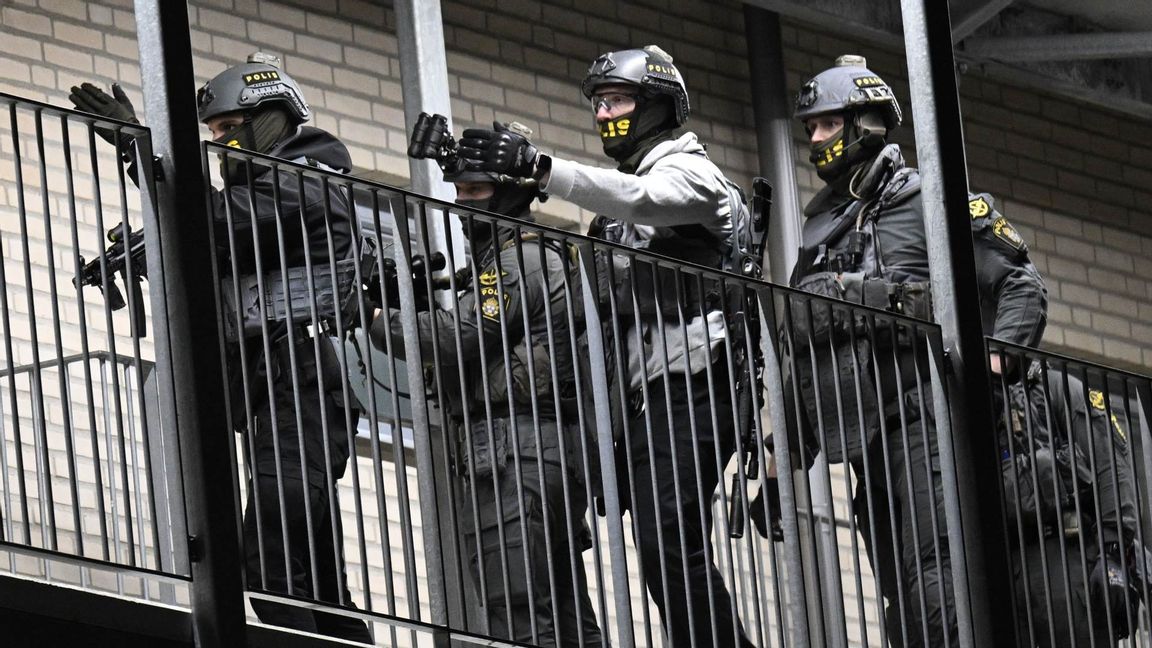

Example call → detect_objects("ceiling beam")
950 0 1015 43
963 31 1152 61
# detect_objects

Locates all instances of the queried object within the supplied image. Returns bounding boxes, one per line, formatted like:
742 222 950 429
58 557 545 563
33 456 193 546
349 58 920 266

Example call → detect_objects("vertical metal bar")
132 1 246 644
37 112 84 556
577 243 635 648
0 104 30 546
761 287 812 648
15 108 56 553
898 1 1012 645
390 197 448 634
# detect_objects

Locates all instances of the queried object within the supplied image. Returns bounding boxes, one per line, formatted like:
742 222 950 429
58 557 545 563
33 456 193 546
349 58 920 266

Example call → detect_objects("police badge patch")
992 217 1025 251
969 196 991 219
481 296 501 321
1089 389 1106 411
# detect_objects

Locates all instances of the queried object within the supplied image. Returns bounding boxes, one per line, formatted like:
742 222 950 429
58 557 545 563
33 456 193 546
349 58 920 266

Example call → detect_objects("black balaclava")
809 110 887 184
457 181 538 249
599 94 676 163
215 106 294 184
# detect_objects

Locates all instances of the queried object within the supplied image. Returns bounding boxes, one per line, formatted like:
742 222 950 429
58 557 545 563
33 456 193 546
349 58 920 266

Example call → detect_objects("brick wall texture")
2 0 1149 371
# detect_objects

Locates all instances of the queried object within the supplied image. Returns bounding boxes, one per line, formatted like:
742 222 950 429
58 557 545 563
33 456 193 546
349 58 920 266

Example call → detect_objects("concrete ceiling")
1033 0 1152 32
745 0 1152 118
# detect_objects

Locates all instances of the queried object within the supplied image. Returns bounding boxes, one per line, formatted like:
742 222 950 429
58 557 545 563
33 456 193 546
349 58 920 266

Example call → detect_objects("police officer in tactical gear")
997 365 1143 648
81 54 375 642
197 53 371 643
71 54 371 642
369 148 603 647
778 55 1047 648
459 45 755 648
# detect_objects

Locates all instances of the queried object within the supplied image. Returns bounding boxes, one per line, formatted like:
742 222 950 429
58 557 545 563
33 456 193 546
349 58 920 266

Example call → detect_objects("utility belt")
791 271 932 346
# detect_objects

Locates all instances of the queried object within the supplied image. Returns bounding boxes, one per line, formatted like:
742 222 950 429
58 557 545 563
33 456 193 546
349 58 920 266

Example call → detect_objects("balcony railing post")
576 244 636 648
133 1 246 645
899 1 1017 645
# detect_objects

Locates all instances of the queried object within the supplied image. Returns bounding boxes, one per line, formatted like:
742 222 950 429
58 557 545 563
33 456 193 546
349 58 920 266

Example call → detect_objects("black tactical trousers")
240 338 369 643
243 475 372 643
852 397 958 648
1012 535 1115 648
620 366 755 648
462 416 603 648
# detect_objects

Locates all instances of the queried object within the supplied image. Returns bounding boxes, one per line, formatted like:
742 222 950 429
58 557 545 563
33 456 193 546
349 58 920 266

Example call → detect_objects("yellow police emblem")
478 267 507 287
969 196 990 219
1088 389 1106 411
480 296 501 321
992 217 1024 250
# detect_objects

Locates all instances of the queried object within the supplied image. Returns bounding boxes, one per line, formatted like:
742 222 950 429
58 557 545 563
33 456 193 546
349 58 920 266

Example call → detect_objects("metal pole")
394 1 468 633
133 2 246 646
744 9 843 644
742 5 803 285
898 1 1016 646
394 0 465 255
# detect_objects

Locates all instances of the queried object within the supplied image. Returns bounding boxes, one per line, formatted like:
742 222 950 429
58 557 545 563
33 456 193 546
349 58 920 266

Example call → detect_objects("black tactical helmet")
197 52 310 124
581 45 690 126
794 55 902 130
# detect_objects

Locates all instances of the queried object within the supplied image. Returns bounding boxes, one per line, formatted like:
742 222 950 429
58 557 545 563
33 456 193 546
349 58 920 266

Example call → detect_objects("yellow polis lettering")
243 71 280 85
617 118 629 136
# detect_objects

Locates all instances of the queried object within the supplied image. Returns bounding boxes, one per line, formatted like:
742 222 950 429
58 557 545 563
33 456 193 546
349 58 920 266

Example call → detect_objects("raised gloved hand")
749 477 784 542
459 121 538 178
68 82 139 151
1089 543 1140 640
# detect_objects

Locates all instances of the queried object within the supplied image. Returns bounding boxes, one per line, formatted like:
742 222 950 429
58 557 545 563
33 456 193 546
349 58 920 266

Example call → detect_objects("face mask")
809 126 848 182
214 108 294 184
215 119 255 185
598 113 634 158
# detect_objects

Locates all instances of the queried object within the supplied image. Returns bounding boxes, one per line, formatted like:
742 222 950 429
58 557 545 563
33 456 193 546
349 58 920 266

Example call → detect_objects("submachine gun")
727 176 774 539
74 224 148 338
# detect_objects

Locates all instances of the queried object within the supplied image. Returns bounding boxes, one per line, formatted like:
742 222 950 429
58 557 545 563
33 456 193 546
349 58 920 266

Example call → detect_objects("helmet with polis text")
196 52 310 125
794 55 902 182
582 45 689 161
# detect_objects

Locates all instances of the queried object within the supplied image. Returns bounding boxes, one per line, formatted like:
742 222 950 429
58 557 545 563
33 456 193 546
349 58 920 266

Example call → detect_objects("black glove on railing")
459 121 538 177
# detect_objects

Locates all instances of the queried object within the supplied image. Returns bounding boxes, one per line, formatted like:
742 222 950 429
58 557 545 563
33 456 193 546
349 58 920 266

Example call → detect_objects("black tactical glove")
68 82 140 153
1090 543 1139 640
749 477 784 542
459 121 539 178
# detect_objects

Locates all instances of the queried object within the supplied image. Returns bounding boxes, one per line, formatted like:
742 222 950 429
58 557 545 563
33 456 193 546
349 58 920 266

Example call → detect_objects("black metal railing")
202 141 973 647
0 93 186 594
989 340 1152 647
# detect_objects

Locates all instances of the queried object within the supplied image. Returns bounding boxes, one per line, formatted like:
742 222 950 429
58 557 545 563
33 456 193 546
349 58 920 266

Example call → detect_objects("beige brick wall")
4 0 1146 368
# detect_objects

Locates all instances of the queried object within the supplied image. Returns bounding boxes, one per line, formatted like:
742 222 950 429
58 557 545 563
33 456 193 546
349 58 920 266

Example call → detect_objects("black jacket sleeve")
1050 372 1139 545
969 193 1047 346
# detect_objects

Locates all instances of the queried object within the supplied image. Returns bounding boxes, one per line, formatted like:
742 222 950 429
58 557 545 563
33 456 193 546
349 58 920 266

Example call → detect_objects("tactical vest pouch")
221 257 361 342
794 338 881 463
790 271 868 346
595 249 708 318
